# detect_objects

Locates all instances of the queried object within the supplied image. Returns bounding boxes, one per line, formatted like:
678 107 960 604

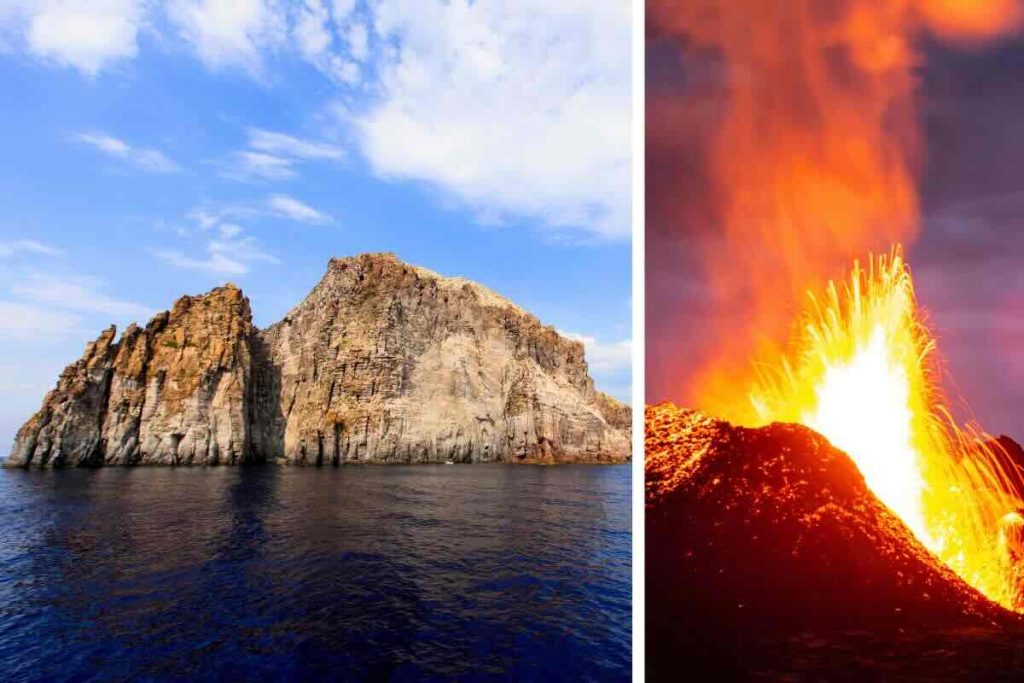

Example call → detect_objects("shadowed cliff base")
646 403 1024 680
5 254 630 468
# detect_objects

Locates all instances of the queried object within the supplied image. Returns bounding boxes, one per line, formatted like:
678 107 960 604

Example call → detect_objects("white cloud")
154 249 250 276
346 0 631 239
286 0 367 86
226 128 344 183
165 0 286 77
5 1 630 239
327 54 359 84
217 222 243 239
188 208 221 231
76 132 129 155
0 0 141 75
154 210 279 276
267 193 331 224
248 127 344 160
345 20 367 61
133 149 180 173
184 204 258 228
293 0 331 62
561 331 632 374
0 240 63 258
11 273 153 320
75 131 180 173
232 150 296 181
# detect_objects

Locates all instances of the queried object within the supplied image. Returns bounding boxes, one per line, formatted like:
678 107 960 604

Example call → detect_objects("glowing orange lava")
749 248 1024 611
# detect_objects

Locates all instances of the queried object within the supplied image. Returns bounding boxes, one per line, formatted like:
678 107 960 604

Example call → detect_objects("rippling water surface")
0 464 630 681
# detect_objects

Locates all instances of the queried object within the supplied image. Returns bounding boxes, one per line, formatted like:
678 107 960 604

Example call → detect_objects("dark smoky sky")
647 23 1024 437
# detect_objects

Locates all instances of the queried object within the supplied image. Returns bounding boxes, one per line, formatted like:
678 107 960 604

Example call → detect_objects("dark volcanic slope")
646 403 1024 679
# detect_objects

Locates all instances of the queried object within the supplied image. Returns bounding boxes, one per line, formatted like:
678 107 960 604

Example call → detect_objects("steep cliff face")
251 253 628 464
7 254 630 467
7 285 255 468
7 327 119 468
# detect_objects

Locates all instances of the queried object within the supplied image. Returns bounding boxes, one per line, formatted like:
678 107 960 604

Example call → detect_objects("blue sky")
0 0 632 451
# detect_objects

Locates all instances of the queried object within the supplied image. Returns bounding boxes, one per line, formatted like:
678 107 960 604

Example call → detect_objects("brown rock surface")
7 285 254 468
7 327 119 467
6 253 629 467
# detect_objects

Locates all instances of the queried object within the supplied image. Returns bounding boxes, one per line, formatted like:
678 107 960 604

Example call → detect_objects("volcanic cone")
646 402 1024 678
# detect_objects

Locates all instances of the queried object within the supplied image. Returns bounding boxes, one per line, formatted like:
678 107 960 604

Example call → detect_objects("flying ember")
748 248 1024 611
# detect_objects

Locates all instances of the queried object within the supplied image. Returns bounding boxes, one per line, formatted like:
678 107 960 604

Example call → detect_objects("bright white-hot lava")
750 248 1024 611
803 325 928 542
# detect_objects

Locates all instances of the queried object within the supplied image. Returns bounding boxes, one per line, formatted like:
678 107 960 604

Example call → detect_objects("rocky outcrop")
7 285 254 468
595 391 631 435
251 254 629 464
105 285 253 465
7 327 119 468
6 253 629 467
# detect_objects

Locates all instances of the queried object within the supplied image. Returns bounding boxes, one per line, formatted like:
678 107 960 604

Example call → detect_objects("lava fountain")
749 247 1024 611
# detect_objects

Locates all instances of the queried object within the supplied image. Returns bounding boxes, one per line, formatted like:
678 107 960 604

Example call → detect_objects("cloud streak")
154 214 279 276
0 240 63 258
227 129 344 182
248 127 344 161
10 273 153 320
267 194 332 224
232 151 296 181
75 132 180 173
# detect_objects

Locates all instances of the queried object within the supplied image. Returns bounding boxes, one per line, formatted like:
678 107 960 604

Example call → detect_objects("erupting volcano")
751 247 1024 612
647 248 1024 675
647 0 1024 676
647 248 1024 674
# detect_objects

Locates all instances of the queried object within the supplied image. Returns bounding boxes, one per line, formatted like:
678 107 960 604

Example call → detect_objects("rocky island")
6 253 630 467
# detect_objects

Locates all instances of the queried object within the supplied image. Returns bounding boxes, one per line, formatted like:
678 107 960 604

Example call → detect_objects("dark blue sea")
0 464 630 681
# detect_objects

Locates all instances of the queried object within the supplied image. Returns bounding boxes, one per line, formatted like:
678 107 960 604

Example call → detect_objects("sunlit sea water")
0 464 630 681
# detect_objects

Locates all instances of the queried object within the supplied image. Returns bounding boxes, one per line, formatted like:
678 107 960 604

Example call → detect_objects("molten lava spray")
750 250 1024 610
653 1 1024 609
650 0 1021 421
